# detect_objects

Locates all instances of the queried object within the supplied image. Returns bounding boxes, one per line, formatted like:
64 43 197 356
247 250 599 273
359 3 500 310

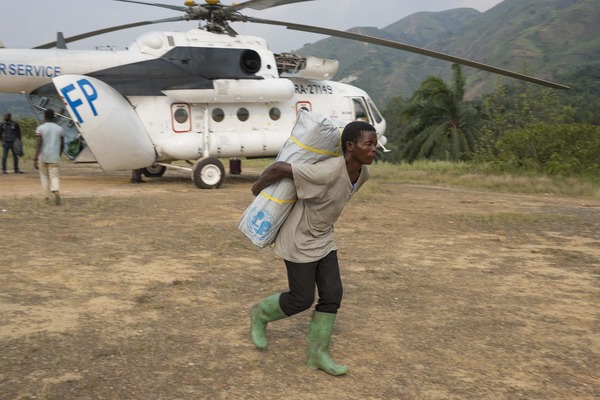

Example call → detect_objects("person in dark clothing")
1 113 23 174
130 168 146 183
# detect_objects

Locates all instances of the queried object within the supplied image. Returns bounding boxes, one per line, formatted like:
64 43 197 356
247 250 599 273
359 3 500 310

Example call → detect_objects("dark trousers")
131 168 144 181
280 250 343 316
2 142 19 172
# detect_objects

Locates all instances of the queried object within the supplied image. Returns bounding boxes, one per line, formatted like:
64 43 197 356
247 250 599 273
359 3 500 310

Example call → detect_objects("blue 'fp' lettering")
59 78 99 124
60 84 83 123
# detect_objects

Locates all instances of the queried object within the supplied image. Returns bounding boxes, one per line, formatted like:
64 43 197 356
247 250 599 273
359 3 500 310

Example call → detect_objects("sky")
0 0 504 52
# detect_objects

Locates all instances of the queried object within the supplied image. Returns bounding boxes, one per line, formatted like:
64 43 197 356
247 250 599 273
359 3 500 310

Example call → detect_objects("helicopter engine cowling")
280 56 339 80
162 78 295 103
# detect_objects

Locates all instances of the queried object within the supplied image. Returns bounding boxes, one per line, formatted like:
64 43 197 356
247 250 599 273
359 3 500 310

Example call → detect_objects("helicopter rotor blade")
113 0 188 13
227 0 316 12
246 17 570 90
111 0 317 17
34 17 185 49
30 0 569 90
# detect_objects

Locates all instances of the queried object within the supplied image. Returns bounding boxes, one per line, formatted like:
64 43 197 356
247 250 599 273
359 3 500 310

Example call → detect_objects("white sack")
238 110 342 247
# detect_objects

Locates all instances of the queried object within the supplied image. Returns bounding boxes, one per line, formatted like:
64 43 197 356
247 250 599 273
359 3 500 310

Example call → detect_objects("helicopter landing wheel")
142 164 167 178
192 157 225 189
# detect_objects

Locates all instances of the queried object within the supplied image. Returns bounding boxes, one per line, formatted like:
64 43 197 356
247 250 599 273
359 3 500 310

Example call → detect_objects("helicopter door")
52 74 156 170
352 98 370 123
352 96 388 150
172 103 192 133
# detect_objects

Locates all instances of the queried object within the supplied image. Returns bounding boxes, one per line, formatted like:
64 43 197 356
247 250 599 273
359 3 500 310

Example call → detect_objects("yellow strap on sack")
260 191 297 205
289 135 341 157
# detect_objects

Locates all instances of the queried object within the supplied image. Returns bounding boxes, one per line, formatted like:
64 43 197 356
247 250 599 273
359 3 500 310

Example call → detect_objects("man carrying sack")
248 120 378 376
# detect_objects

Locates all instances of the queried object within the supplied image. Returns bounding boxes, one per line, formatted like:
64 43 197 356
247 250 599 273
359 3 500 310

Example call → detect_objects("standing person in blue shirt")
1 113 23 174
33 109 65 205
249 121 378 376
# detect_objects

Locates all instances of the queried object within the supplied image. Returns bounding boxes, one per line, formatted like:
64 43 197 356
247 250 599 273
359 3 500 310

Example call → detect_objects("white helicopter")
0 0 568 188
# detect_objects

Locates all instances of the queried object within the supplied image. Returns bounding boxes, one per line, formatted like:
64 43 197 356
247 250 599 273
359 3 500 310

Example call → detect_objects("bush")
495 123 600 177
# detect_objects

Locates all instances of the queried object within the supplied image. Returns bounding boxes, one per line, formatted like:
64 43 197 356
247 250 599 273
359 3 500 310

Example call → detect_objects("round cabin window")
237 107 250 122
174 108 188 124
212 108 225 122
269 107 281 121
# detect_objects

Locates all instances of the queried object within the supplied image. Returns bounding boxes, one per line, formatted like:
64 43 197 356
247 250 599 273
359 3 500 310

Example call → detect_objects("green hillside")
297 0 600 105
297 8 482 105
431 0 600 97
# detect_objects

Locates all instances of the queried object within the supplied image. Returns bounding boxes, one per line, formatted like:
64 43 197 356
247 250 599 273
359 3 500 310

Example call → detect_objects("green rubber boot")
249 293 287 350
306 311 348 376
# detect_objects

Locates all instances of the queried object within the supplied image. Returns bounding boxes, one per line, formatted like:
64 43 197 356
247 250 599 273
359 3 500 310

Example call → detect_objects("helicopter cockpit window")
212 108 225 123
240 50 261 74
237 107 250 122
352 98 370 123
174 108 188 124
269 107 281 121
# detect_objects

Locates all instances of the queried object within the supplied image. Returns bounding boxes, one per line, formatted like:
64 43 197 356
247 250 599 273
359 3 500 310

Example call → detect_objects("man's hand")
251 162 293 196
251 181 263 196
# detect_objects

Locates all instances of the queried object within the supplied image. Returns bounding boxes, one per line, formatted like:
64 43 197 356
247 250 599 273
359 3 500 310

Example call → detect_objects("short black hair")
44 109 55 121
341 121 376 154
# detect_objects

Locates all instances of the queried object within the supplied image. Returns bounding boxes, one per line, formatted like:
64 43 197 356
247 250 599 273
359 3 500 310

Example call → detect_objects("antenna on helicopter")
56 32 67 49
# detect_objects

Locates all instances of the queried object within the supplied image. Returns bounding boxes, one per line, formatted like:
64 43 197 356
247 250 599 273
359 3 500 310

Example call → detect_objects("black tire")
192 157 225 189
142 164 167 178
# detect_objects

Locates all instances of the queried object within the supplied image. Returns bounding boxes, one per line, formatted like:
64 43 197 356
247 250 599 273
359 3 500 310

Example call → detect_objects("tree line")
380 64 600 179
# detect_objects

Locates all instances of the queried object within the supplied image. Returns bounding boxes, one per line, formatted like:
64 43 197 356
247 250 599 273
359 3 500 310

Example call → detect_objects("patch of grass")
236 158 274 169
369 161 600 199
238 158 600 198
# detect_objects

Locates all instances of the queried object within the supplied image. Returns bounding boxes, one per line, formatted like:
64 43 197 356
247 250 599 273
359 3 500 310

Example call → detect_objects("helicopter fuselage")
0 28 386 188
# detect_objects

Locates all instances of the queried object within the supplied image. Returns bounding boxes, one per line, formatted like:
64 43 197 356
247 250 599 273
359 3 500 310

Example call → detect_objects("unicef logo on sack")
247 207 274 241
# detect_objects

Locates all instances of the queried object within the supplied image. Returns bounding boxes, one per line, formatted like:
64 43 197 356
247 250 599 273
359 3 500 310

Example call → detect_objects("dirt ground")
0 163 598 400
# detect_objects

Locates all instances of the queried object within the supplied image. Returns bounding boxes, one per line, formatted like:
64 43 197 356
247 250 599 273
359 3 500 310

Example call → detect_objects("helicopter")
0 0 568 189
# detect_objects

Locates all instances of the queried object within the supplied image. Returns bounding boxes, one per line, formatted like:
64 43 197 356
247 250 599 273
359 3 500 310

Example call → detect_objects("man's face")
351 131 378 165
